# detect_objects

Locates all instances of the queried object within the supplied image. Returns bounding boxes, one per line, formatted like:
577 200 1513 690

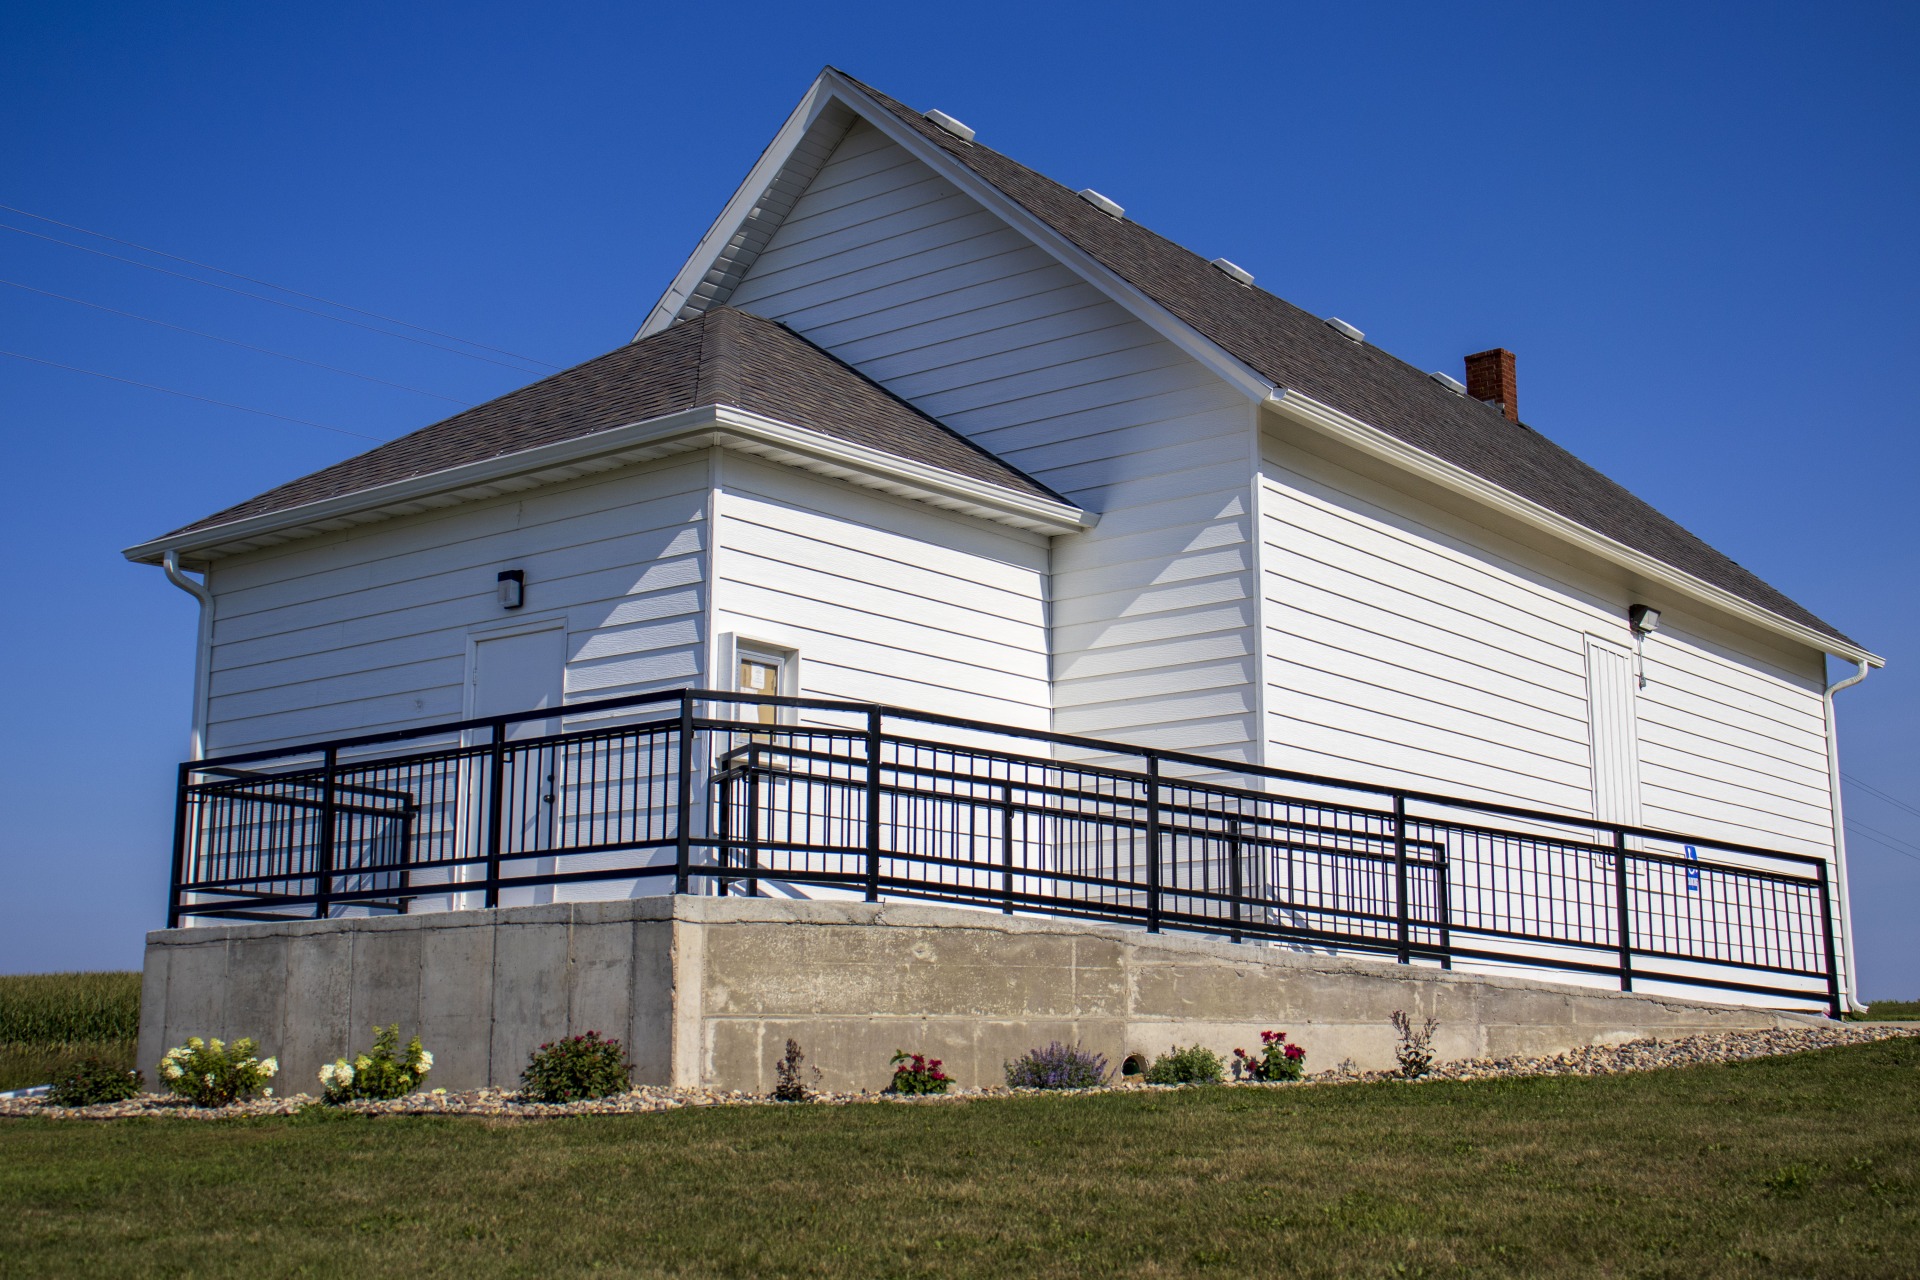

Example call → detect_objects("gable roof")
136 306 1071 554
654 69 1864 658
845 74 1867 654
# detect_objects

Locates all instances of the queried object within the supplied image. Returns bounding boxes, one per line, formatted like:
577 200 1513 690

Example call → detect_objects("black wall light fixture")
497 569 525 610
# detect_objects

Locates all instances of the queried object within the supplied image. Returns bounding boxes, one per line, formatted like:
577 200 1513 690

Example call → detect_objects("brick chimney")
1464 348 1518 422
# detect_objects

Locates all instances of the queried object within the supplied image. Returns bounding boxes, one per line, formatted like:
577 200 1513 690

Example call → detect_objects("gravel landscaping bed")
6 1024 1912 1121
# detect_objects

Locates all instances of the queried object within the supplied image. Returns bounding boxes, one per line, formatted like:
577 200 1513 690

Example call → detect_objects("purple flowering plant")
1004 1042 1111 1090
1232 1029 1307 1082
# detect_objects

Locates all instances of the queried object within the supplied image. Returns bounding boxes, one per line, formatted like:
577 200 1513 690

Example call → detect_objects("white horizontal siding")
202 459 710 754
1259 424 1834 858
711 457 1049 729
728 119 1260 758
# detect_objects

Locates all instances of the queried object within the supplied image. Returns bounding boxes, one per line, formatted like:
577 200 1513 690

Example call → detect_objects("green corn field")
0 971 140 1091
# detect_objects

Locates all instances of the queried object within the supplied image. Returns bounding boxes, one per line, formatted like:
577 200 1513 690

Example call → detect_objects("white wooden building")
127 69 1880 1011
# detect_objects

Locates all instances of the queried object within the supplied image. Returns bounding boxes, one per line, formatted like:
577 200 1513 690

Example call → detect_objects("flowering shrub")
318 1024 433 1104
1004 1042 1110 1090
1144 1044 1224 1085
1232 1030 1306 1082
773 1038 820 1103
520 1031 632 1103
157 1036 277 1106
1391 1010 1439 1079
46 1058 143 1107
886 1050 952 1095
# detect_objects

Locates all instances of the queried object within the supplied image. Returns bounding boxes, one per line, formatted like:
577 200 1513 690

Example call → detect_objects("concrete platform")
139 897 1828 1094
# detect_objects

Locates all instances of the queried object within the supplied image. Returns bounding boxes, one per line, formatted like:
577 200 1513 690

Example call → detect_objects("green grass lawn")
0 971 140 1092
3 1038 1915 1278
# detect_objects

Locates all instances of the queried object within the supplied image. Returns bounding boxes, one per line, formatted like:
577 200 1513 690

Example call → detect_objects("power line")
1846 820 1920 864
0 222 553 376
0 201 559 369
1843 771 1920 822
1 277 474 407
0 349 382 441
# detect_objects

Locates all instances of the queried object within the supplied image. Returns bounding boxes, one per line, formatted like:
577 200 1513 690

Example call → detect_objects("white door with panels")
1585 637 1642 828
469 627 566 907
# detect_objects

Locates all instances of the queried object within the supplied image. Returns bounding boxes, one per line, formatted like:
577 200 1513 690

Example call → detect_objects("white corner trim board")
1266 388 1883 668
124 404 1093 566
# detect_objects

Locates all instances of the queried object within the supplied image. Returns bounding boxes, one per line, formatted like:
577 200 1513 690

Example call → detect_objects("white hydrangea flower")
259 1057 278 1077
415 1050 434 1072
186 1037 204 1050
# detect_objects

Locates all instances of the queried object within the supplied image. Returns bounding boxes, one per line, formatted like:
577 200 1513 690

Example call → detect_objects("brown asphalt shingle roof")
157 307 1067 541
837 73 1857 650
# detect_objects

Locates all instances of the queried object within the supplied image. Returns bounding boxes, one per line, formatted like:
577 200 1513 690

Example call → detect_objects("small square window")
736 647 791 725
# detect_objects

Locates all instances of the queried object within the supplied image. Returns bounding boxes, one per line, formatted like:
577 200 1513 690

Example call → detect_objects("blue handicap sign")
1685 844 1699 892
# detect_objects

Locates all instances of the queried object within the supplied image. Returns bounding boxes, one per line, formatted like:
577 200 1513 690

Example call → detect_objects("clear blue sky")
1 2 1914 997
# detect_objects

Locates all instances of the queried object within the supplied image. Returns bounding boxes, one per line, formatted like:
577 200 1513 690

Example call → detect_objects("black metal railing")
169 688 1844 1014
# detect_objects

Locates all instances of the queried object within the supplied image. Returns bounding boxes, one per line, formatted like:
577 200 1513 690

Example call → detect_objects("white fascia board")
707 405 1092 534
1267 389 1883 667
634 78 840 341
124 406 1090 565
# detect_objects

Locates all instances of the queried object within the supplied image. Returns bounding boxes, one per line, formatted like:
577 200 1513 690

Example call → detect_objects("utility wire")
2 278 474 407
1843 772 1920 822
0 201 559 369
0 349 382 441
1846 816 1920 858
1846 823 1920 865
0 222 551 375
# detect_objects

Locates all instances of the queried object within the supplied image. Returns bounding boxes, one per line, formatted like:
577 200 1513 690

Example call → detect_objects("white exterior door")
1585 637 1642 828
470 627 566 905
473 628 565 734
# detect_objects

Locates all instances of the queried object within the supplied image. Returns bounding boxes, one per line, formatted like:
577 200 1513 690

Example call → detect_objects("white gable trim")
125 404 1092 566
1267 388 1882 667
636 79 853 339
636 71 1276 404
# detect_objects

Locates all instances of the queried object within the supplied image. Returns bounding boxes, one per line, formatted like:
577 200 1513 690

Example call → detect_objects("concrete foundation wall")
141 898 1825 1094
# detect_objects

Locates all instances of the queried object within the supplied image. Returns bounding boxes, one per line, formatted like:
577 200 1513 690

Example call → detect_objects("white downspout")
1823 658 1871 1014
161 549 213 761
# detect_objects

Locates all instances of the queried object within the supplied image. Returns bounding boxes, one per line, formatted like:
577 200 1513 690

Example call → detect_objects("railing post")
1436 845 1452 970
864 707 883 903
715 764 734 898
484 723 508 908
745 764 761 899
1393 793 1409 964
1145 755 1161 933
1001 781 1015 914
674 690 694 896
1227 819 1243 944
167 760 192 929
1816 860 1843 1019
1613 828 1633 991
315 746 339 920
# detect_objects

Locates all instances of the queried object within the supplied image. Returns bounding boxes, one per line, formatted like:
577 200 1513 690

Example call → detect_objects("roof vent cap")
1430 371 1468 395
924 109 975 144
1077 188 1125 220
1326 317 1364 343
1210 257 1254 287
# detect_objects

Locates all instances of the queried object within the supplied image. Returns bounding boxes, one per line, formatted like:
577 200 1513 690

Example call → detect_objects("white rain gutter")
161 549 213 761
1823 659 1871 1014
